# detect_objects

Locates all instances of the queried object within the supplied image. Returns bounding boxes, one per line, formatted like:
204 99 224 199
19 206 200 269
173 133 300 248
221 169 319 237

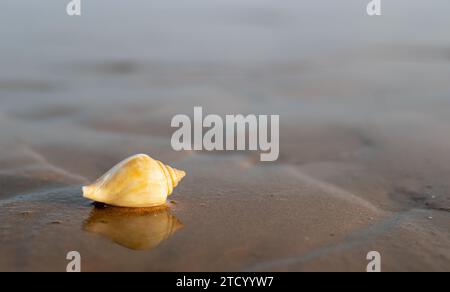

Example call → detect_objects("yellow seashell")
82 154 186 208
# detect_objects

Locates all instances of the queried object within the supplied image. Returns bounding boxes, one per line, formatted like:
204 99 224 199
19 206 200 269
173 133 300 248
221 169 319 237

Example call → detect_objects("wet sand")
1 1 450 271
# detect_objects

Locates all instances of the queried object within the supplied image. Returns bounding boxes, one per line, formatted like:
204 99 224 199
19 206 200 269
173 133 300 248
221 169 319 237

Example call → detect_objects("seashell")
82 154 186 208
84 206 183 250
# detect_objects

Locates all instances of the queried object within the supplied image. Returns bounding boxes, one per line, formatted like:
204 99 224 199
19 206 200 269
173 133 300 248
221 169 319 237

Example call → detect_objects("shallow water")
0 0 450 271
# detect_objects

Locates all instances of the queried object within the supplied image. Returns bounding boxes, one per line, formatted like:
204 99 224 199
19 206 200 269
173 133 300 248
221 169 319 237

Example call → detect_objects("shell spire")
155 161 186 196
82 154 186 208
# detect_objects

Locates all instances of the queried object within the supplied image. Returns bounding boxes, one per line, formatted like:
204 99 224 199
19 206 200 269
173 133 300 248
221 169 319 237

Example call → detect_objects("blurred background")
2 0 450 176
1 0 449 105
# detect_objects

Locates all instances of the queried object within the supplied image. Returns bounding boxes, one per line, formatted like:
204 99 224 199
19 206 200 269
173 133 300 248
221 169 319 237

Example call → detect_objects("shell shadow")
83 204 183 251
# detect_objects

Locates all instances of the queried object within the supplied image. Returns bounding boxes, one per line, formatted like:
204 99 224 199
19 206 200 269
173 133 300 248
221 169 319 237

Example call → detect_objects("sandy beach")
0 0 450 271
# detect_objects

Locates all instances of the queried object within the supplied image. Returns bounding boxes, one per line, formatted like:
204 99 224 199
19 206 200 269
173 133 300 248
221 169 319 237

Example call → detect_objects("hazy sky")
1 0 449 68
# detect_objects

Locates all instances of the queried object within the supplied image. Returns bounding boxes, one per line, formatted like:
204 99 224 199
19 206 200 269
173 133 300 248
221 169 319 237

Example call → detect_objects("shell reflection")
84 205 183 250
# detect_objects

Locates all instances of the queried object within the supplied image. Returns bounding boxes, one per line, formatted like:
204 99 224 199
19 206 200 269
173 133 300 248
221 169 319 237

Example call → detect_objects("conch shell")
82 154 186 208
